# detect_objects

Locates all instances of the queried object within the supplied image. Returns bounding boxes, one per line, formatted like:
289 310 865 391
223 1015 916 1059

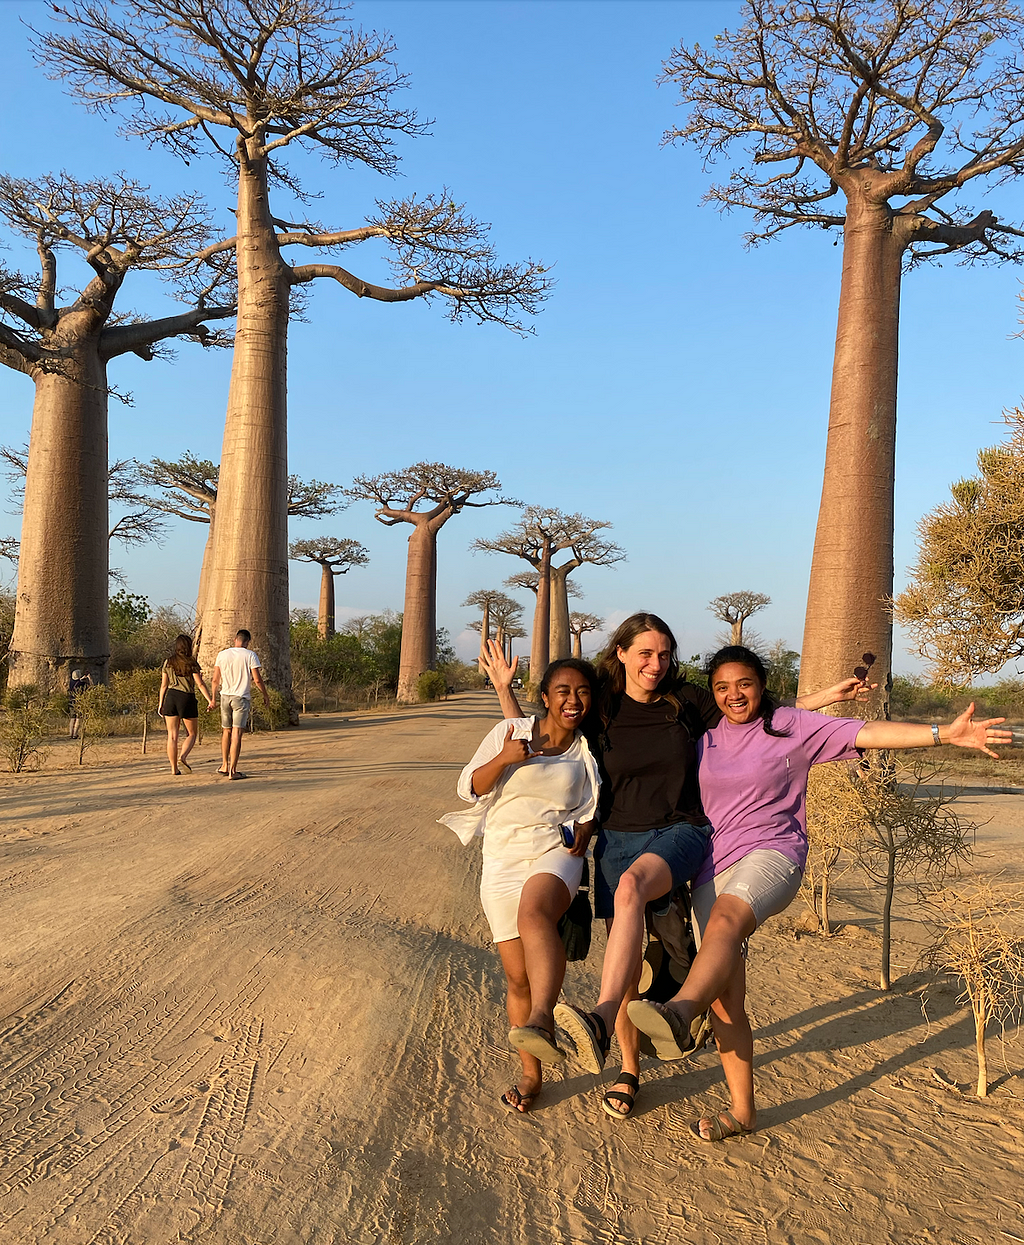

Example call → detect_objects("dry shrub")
0 685 50 773
804 762 866 934
925 882 1024 1097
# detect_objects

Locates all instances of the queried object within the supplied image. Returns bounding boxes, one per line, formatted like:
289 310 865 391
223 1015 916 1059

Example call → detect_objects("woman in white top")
440 658 601 1114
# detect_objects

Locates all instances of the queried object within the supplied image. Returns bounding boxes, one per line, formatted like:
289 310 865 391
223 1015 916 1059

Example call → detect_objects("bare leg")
179 719 198 766
165 716 181 774
516 873 572 1035
696 957 756 1135
591 853 674 1036
606 925 643 1115
219 728 231 774
496 938 542 1110
228 727 244 775
661 895 755 1029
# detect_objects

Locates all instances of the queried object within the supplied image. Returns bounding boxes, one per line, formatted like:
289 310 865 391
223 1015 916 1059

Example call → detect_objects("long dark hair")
168 633 198 677
706 645 790 738
539 658 600 732
595 612 682 724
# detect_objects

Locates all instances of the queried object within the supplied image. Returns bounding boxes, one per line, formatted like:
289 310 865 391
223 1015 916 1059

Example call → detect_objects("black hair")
539 658 600 732
706 645 790 738
236 629 252 646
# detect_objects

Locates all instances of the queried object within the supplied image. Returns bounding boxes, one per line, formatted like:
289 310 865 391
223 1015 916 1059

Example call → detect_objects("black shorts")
161 688 199 719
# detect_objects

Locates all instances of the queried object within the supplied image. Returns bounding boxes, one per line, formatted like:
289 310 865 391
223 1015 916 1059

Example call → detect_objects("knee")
613 871 645 915
505 965 530 996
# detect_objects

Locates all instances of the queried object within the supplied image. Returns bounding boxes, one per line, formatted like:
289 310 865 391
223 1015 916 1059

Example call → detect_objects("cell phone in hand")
560 824 575 849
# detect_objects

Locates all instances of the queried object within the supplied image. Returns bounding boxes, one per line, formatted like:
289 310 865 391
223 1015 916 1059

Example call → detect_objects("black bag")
558 859 593 962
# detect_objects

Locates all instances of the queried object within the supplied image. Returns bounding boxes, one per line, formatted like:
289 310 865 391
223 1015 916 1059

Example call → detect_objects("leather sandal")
601 1071 640 1120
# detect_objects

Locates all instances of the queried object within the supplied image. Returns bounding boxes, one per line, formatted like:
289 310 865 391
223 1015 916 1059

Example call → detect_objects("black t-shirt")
596 683 721 833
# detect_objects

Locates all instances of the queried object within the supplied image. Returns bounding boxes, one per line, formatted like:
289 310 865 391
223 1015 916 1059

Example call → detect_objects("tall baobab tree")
569 612 604 659
289 537 369 638
347 463 515 702
476 509 621 674
467 590 524 667
463 588 512 666
142 453 343 635
0 172 233 691
662 0 1024 711
504 569 584 659
708 591 771 646
42 0 550 710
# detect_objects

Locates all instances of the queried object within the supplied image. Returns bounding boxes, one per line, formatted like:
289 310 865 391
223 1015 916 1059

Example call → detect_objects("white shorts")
691 849 802 950
480 848 584 943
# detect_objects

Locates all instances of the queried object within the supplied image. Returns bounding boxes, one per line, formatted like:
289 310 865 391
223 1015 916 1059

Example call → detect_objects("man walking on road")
210 629 271 780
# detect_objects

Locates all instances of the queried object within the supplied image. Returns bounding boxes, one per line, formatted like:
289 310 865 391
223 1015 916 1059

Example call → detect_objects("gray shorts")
691 849 802 950
220 695 251 729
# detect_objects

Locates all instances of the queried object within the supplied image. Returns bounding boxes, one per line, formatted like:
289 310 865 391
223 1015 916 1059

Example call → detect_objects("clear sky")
2 0 1022 674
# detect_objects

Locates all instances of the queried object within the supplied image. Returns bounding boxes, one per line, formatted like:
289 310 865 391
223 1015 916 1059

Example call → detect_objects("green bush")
250 687 291 731
417 670 448 702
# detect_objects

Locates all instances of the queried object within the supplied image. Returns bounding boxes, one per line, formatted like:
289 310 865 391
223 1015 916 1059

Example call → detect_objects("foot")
217 768 230 776
501 1080 541 1114
601 1071 640 1120
508 1025 566 1064
690 1108 755 1142
553 1004 609 1074
625 1000 695 1061
179 758 192 774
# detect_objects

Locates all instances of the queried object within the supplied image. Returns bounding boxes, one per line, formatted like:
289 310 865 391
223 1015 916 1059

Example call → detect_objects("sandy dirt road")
0 691 1022 1245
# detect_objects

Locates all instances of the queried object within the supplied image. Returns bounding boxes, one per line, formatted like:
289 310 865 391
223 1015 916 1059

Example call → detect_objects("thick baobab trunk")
317 562 335 639
479 601 490 666
194 508 216 643
799 199 904 711
9 349 109 692
731 619 743 646
572 631 582 659
199 147 294 716
397 520 438 702
530 537 552 684
549 565 571 661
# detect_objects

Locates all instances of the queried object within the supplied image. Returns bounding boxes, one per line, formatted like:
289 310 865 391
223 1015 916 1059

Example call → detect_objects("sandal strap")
611 1071 639 1091
590 1010 610 1056
603 1090 635 1107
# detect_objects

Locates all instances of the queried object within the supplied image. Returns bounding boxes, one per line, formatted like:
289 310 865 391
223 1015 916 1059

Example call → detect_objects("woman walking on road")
158 634 214 776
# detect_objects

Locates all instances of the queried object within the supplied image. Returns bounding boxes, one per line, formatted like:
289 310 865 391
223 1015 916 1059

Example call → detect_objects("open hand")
947 702 1013 758
480 638 517 690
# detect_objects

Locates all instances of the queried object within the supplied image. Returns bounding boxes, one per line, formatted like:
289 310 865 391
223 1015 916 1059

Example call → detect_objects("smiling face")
542 667 593 731
617 630 673 702
711 661 765 725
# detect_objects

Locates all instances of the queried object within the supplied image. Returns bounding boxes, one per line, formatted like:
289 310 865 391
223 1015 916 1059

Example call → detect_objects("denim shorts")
220 694 251 729
594 821 712 920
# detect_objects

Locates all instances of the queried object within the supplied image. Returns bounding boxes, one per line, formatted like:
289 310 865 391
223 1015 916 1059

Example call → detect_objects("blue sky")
1 1 1022 673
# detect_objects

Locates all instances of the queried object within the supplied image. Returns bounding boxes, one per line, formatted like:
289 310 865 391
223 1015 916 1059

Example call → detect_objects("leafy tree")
895 408 1024 681
0 172 233 691
765 639 801 700
108 590 152 644
42 0 550 707
347 464 513 701
663 0 1024 709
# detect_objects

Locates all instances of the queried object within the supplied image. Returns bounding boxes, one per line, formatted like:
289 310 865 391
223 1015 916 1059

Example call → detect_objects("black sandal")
501 1085 538 1114
553 1003 610 1074
602 1071 640 1120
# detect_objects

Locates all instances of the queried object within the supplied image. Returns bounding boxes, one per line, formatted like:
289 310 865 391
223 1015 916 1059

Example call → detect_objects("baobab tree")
468 592 524 665
476 509 620 676
142 453 343 635
0 172 233 691
505 569 583 657
569 612 604 659
288 537 369 638
2 444 169 562
42 0 550 709
347 463 514 702
463 588 516 666
662 0 1024 711
708 591 771 646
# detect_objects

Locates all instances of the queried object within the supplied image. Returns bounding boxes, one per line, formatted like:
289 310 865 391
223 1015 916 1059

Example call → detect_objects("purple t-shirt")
694 706 863 887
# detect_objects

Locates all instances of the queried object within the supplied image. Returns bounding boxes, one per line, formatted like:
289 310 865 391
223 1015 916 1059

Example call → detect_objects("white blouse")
438 717 601 860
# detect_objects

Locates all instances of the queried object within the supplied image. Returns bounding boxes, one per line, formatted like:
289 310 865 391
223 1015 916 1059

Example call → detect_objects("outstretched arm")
855 703 1012 758
480 638 524 718
797 677 877 712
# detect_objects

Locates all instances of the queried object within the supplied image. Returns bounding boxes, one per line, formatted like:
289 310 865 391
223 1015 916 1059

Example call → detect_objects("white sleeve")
565 734 601 825
249 651 262 670
455 718 534 803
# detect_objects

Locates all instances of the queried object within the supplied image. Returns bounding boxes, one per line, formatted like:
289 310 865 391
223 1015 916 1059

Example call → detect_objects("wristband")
930 724 941 746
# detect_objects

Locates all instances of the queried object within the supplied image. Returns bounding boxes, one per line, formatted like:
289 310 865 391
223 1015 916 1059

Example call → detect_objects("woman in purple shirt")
627 645 1011 1143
